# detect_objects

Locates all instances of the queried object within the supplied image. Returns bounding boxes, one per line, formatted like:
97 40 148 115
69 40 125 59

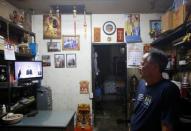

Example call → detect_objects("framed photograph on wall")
62 35 80 50
47 41 61 52
42 55 51 67
149 20 161 39
66 54 77 68
43 14 61 39
54 54 65 68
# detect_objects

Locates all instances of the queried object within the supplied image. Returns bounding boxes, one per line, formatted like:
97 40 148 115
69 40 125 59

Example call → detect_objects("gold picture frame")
62 35 80 50
43 14 61 39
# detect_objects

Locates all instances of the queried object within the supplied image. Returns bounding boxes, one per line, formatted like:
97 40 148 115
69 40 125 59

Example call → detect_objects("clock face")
103 21 116 35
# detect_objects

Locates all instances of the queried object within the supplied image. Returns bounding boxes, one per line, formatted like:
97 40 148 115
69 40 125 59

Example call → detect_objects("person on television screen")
18 69 21 79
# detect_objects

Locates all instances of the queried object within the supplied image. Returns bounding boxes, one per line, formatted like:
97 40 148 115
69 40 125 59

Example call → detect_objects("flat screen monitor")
14 61 43 81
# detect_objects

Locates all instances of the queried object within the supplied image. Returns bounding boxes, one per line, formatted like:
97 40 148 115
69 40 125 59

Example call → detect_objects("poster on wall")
143 44 152 54
127 43 143 68
94 27 101 42
125 14 141 43
80 80 89 94
43 14 61 39
117 28 124 42
42 55 51 67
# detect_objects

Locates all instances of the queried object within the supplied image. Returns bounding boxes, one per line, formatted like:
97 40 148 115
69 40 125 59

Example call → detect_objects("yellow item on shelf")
76 104 91 128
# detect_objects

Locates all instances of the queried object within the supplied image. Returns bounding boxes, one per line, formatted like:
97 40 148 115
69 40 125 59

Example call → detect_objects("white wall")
32 13 161 111
140 13 162 43
92 14 162 44
92 14 125 43
32 15 92 111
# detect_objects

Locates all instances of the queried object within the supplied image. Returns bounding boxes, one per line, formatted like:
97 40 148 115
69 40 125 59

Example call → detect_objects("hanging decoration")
83 8 87 39
56 6 60 17
73 6 77 37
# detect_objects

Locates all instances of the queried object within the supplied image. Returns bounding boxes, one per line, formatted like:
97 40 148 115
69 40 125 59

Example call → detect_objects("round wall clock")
103 21 116 35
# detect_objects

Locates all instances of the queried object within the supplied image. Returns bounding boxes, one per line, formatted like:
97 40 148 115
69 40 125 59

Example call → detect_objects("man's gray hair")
147 48 168 72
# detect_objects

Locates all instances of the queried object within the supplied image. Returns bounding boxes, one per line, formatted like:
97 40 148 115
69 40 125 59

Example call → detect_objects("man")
130 49 180 131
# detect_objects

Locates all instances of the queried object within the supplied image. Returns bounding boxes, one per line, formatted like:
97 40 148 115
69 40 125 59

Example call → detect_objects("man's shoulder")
161 79 180 95
161 79 178 88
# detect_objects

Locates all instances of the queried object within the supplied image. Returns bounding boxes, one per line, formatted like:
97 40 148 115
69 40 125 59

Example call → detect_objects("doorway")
92 43 128 130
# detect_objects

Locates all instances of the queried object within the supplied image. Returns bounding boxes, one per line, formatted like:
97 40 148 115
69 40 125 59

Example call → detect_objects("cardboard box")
162 4 191 31
173 4 186 28
161 11 173 32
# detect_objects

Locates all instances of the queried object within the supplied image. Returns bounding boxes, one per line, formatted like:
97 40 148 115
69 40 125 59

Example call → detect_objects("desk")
0 110 75 131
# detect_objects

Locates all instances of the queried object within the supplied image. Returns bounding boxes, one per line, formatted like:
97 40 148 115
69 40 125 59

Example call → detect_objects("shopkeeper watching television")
130 48 180 131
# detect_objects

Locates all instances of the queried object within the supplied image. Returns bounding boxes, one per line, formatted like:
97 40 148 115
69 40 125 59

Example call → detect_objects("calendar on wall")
127 43 143 68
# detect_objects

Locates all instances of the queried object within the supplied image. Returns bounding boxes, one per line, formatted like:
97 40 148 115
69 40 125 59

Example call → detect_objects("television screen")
14 61 43 81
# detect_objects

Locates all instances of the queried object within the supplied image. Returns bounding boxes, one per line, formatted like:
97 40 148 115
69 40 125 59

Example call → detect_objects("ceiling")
5 0 174 14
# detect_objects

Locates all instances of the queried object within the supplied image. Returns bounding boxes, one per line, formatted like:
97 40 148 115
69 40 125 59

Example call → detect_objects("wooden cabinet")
162 11 173 32
173 4 187 28
162 4 190 32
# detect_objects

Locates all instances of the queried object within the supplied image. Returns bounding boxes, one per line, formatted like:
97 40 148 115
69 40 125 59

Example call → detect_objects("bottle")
2 104 6 114
170 54 176 70
90 113 94 127
180 74 189 97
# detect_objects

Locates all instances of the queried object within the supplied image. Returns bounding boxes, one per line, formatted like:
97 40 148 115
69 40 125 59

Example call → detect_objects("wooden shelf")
0 50 33 60
151 21 191 48
0 16 35 36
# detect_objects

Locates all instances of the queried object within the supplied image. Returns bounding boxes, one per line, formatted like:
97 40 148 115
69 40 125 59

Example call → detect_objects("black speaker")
0 64 8 82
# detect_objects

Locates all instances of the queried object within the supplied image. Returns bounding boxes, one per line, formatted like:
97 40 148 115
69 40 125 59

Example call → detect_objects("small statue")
9 10 24 25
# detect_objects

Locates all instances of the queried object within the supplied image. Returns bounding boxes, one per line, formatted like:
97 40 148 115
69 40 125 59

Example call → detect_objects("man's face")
139 53 154 79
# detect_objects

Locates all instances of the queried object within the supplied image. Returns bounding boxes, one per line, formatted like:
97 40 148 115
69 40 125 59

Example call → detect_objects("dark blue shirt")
131 79 180 131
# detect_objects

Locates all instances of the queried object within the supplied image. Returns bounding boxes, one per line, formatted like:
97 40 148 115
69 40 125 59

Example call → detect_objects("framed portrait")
103 21 116 35
54 54 65 68
43 14 61 39
62 35 80 50
149 20 161 38
80 80 89 94
125 14 141 43
117 28 124 42
47 41 61 52
66 54 77 68
94 27 101 42
42 55 51 67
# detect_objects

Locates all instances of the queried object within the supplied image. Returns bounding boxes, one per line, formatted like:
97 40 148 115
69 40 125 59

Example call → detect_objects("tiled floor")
93 94 129 131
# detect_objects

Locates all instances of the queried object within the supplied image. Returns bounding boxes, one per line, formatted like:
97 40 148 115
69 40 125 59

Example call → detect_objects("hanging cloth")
73 6 77 36
84 9 87 38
